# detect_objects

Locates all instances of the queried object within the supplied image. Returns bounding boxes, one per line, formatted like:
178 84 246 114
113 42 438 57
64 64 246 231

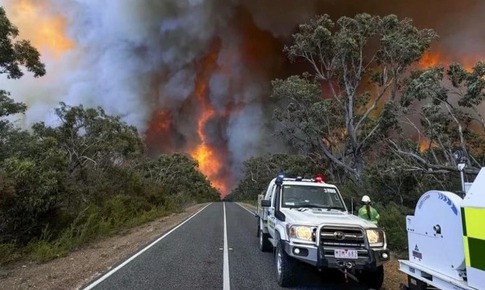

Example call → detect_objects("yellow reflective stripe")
463 207 485 270
464 236 471 267
465 208 485 240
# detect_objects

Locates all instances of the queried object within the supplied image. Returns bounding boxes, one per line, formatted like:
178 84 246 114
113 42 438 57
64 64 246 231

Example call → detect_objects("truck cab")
257 174 390 288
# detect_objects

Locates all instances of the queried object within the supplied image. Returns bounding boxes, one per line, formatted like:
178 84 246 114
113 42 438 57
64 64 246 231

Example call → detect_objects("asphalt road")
82 202 369 290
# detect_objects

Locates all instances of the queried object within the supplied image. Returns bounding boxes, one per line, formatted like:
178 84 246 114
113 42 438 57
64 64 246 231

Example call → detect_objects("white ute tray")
399 260 475 290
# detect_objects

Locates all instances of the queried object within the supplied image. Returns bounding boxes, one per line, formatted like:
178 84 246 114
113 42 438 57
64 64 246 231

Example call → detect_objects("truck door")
268 184 277 239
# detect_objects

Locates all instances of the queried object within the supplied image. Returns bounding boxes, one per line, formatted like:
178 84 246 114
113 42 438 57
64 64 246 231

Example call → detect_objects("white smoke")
1 0 229 129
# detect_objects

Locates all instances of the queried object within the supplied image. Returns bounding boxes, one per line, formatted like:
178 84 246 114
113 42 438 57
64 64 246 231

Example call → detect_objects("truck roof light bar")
315 174 325 183
275 173 327 184
276 172 285 185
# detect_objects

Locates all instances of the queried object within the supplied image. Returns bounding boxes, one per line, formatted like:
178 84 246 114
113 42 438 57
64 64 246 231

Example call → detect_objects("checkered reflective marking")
462 207 485 271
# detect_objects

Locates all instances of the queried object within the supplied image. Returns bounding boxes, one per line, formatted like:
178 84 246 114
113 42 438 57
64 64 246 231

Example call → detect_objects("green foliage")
378 203 411 256
272 74 341 155
0 135 68 243
0 102 219 263
378 15 437 67
32 103 144 176
13 187 199 264
0 90 27 117
0 243 19 264
129 207 170 227
27 240 65 263
137 153 220 203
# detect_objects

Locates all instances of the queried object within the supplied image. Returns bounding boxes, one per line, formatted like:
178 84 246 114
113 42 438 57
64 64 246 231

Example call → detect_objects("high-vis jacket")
358 205 380 225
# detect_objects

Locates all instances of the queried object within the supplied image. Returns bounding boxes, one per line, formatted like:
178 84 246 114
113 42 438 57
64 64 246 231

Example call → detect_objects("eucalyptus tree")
272 13 437 183
30 103 145 181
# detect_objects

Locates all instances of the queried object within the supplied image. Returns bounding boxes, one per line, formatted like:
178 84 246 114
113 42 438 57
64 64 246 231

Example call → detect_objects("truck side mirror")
261 199 271 207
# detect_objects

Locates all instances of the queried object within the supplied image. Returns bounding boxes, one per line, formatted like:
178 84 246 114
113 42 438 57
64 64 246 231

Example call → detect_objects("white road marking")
83 203 212 290
223 202 231 290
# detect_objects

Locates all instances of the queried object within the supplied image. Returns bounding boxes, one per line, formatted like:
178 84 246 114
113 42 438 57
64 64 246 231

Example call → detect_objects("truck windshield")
281 185 345 210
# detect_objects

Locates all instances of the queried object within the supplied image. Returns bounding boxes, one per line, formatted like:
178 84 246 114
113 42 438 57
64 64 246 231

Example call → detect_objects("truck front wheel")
259 230 272 252
359 265 384 290
275 241 297 287
257 220 260 238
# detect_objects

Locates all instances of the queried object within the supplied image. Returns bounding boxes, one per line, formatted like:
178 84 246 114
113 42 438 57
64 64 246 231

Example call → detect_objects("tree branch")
317 137 358 179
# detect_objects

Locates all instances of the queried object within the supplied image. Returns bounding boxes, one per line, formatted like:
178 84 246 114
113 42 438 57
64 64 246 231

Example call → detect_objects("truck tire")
275 240 297 287
259 230 272 252
360 265 384 290
257 220 260 238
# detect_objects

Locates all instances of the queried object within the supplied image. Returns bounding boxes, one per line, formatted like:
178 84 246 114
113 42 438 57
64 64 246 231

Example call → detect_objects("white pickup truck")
256 174 390 288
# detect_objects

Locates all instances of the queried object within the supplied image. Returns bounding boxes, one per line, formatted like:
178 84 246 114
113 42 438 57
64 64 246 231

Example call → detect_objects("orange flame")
6 0 73 57
418 51 443 68
418 137 438 153
418 51 478 72
189 40 228 195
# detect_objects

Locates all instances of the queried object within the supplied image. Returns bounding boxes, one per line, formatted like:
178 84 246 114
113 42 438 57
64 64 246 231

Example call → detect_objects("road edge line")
236 202 256 215
83 203 212 290
223 202 231 290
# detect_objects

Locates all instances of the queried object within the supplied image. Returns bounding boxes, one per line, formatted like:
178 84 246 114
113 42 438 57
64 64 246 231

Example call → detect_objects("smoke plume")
1 0 484 195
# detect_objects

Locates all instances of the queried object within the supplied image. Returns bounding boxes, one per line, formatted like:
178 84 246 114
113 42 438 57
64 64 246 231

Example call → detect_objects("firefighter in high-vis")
358 195 380 225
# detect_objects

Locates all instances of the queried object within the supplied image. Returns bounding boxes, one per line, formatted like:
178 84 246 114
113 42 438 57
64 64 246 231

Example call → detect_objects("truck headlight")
366 229 385 247
289 226 313 241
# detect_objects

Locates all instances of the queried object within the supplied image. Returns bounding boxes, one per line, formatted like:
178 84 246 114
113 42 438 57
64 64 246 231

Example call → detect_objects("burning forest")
1 0 485 196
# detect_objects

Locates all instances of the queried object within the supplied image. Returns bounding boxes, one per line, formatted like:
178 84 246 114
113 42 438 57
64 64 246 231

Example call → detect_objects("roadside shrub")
130 207 168 227
27 240 65 263
378 203 411 257
0 243 20 265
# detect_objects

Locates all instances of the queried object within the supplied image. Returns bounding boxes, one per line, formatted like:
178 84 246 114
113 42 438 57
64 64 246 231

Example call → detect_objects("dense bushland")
0 103 219 263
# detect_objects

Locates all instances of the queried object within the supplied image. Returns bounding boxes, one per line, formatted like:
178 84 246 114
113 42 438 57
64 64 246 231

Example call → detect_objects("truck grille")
320 227 366 248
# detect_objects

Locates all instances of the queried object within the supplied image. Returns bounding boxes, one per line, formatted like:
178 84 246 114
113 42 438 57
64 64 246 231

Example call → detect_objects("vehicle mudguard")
275 224 287 241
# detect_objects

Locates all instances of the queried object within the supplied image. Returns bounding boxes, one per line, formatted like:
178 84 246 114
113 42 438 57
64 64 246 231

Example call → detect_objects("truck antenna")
453 149 467 195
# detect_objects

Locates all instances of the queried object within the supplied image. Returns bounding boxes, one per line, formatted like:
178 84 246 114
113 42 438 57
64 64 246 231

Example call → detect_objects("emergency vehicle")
399 167 485 290
256 173 390 288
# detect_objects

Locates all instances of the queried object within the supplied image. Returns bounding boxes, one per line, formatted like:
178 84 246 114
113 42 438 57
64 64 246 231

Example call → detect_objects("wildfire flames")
418 50 478 71
418 51 443 68
418 137 439 153
189 40 227 194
